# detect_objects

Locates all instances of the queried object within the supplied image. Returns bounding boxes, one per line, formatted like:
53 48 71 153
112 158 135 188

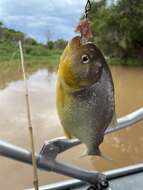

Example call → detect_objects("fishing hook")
85 0 92 18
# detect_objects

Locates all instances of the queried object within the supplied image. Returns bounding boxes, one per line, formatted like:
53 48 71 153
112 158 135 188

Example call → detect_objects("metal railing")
27 163 143 190
0 107 143 189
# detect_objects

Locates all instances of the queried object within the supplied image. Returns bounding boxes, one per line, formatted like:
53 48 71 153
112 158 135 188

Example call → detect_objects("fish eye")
81 54 89 64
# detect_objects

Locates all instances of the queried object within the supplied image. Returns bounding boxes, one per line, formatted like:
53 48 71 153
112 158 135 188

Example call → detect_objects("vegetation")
0 21 67 72
89 0 143 65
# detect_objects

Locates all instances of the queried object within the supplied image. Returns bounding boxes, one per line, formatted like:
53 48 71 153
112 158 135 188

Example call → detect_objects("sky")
0 0 87 43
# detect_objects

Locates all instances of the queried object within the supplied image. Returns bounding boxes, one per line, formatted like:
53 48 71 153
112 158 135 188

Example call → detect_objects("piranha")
56 36 116 156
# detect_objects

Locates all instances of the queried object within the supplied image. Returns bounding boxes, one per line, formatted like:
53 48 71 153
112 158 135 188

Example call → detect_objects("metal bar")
105 163 143 180
27 179 85 190
106 107 143 134
27 163 143 190
0 140 34 165
0 140 106 186
27 180 85 190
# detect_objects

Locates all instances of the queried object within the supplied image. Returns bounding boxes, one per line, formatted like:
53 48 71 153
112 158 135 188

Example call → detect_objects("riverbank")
0 54 142 76
0 48 62 73
108 57 143 66
0 42 142 76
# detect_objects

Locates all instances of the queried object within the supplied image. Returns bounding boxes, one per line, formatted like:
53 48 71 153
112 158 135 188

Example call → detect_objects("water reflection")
0 66 143 189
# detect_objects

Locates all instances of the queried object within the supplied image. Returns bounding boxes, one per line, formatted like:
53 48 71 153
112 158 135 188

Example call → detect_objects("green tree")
0 21 4 40
89 0 143 62
47 40 54 49
0 21 3 28
54 39 67 49
24 37 37 45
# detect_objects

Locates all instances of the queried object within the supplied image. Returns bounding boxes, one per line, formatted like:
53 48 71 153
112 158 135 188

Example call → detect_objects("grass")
0 40 63 74
0 48 62 74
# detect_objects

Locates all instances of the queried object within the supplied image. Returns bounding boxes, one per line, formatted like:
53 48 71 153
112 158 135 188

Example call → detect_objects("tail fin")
80 147 102 158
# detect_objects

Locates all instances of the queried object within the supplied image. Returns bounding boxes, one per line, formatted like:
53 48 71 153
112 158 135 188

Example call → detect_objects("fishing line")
18 41 39 190
8 50 18 65
85 0 92 18
1 50 18 71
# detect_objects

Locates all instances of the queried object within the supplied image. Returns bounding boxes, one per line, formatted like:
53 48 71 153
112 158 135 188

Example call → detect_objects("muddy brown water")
0 66 143 190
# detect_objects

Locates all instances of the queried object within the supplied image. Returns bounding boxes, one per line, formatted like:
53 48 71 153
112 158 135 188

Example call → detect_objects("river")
0 66 143 190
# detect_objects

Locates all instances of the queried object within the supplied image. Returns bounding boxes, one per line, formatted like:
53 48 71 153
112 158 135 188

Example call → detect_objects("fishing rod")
19 41 39 190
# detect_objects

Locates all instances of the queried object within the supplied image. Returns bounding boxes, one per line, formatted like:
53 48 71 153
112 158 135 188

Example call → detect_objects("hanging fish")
56 21 116 156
